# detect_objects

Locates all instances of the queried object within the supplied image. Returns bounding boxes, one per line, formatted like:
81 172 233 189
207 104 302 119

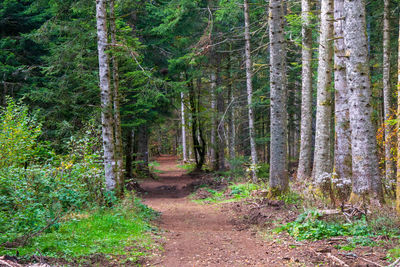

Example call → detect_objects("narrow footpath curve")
140 155 287 267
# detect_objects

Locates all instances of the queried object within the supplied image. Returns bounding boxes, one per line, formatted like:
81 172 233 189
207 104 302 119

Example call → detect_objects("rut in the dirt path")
140 155 294 267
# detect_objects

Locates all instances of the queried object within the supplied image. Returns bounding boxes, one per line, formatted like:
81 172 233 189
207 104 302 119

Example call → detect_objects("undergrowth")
192 183 259 203
0 194 160 264
277 209 400 251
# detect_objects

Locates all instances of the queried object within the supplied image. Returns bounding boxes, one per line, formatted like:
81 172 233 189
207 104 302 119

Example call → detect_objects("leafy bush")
229 183 258 199
277 209 391 241
226 156 247 180
0 98 42 167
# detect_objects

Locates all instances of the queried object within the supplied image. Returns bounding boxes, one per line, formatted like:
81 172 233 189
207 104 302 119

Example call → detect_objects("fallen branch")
359 257 383 267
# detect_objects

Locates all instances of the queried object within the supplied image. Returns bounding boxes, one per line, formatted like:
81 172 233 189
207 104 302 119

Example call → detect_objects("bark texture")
344 0 383 201
227 55 236 160
314 0 334 185
333 0 352 201
396 16 400 213
96 0 116 191
216 68 226 171
210 72 217 169
244 0 258 181
297 0 313 180
382 0 395 183
181 92 187 162
269 0 288 193
110 0 124 194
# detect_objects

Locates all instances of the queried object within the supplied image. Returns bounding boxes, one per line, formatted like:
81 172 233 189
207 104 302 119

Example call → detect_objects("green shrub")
226 156 247 180
0 98 42 168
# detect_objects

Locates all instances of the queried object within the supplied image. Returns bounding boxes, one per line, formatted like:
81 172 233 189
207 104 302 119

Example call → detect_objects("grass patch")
177 162 196 171
191 182 259 204
0 195 160 264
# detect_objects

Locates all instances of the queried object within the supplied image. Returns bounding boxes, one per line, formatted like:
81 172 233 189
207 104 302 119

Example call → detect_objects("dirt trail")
140 155 290 267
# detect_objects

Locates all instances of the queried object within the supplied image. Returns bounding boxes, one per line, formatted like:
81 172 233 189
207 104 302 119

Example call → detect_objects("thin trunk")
333 0 351 202
244 0 258 182
396 16 400 213
137 125 149 175
125 129 134 180
96 0 116 191
227 54 236 161
110 0 124 195
216 66 226 171
210 72 217 168
344 0 383 203
314 0 334 188
181 92 187 162
383 0 395 183
269 0 288 194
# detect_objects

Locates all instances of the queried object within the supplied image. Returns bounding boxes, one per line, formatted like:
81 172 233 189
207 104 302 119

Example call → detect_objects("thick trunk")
210 72 217 168
344 0 383 202
269 0 288 194
383 0 395 183
297 0 313 180
314 0 334 187
244 0 258 182
110 0 124 195
333 0 351 202
96 0 116 191
181 92 187 162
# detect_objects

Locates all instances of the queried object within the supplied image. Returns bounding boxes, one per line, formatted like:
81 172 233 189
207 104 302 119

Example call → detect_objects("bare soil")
140 155 393 267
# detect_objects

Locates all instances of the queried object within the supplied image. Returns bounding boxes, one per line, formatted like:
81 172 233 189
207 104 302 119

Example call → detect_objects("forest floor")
140 155 394 267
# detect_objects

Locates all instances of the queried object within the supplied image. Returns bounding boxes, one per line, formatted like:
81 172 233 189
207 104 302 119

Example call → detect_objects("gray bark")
314 0 334 185
269 0 288 193
297 0 314 180
210 72 217 169
333 0 352 201
110 0 124 194
217 68 226 171
244 0 258 181
181 92 187 162
96 0 116 191
343 0 383 200
227 54 236 160
383 0 395 183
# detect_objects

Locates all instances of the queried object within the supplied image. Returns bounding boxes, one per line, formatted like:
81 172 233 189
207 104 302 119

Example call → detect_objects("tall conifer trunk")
110 0 124 195
344 0 383 202
181 92 187 162
314 0 334 187
396 16 400 213
210 71 217 169
333 0 351 201
244 0 258 181
297 0 313 180
382 0 394 183
269 0 288 194
96 0 116 191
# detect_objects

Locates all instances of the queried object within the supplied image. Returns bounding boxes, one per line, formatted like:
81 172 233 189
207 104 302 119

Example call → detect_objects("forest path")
140 155 282 267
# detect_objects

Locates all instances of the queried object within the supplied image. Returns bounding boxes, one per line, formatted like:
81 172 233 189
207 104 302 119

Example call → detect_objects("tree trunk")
96 0 116 191
344 0 383 202
269 0 288 194
210 71 217 169
333 0 351 202
383 0 395 183
137 125 149 175
314 0 334 189
110 0 124 195
216 67 226 171
125 129 134 180
227 53 236 161
244 0 258 182
181 92 187 162
396 16 400 213
297 0 313 180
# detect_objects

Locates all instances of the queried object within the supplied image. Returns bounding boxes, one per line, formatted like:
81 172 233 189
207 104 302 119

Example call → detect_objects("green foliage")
226 156 247 180
278 210 399 243
229 183 258 199
0 98 42 167
0 196 160 264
